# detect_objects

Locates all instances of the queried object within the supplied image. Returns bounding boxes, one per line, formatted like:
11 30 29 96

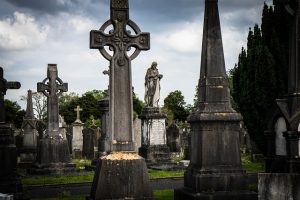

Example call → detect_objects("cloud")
0 12 49 51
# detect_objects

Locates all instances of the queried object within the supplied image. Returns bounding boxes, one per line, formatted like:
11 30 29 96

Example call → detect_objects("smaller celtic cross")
37 64 68 136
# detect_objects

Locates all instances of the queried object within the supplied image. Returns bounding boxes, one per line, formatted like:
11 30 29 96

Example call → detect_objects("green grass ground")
32 190 174 200
22 153 264 186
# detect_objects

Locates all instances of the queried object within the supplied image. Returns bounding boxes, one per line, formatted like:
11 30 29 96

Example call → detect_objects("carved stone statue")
144 62 163 107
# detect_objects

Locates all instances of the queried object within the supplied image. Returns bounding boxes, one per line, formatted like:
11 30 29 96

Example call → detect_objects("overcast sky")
1 0 272 109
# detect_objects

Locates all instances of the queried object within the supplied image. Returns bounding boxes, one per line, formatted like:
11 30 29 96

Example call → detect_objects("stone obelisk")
175 0 257 199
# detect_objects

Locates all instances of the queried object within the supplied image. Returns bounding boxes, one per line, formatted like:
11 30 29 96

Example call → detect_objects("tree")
133 92 144 118
4 99 25 128
231 3 289 153
163 90 189 122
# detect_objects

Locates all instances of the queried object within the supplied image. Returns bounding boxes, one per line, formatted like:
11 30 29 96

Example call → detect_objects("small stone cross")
0 67 21 123
74 105 83 123
90 0 150 151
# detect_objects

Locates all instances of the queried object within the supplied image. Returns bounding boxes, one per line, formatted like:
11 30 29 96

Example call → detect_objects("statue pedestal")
28 133 76 175
138 107 171 166
88 152 154 200
0 124 24 199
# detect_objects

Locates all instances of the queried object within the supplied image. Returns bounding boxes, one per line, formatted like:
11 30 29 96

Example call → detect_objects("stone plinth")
258 173 300 200
138 107 171 165
72 121 84 157
0 124 24 199
88 152 153 200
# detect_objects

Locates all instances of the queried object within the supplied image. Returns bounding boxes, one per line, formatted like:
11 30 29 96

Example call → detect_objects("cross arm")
37 82 49 93
90 30 113 49
6 81 21 90
57 83 68 93
129 32 150 50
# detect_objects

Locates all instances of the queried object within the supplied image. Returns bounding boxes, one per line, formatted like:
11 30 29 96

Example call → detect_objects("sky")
0 0 272 109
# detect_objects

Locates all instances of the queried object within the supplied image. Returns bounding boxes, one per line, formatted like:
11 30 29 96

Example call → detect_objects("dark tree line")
230 3 289 153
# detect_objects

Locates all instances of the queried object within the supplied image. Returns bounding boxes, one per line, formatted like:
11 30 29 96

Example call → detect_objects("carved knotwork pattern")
111 0 128 9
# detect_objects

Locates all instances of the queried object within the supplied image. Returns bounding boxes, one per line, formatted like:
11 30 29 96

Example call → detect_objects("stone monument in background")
175 0 257 199
30 64 75 174
19 90 38 167
0 67 24 199
88 0 153 198
139 62 171 166
72 105 84 158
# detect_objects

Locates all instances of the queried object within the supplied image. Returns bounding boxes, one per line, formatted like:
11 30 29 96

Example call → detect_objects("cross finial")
74 105 83 123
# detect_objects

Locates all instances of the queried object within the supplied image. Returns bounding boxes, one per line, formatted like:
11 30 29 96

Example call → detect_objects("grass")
22 171 94 186
241 153 265 172
148 169 184 179
72 159 91 169
32 190 174 200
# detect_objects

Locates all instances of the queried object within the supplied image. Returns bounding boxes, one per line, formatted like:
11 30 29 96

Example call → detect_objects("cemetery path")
23 177 183 199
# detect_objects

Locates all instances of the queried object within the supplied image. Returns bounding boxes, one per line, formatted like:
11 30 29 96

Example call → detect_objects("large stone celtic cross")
90 0 150 151
0 67 21 123
37 64 68 137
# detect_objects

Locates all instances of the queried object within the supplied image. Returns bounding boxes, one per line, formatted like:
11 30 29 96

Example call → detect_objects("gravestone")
166 122 180 152
30 64 75 175
66 125 73 155
0 67 24 199
98 95 110 156
19 90 38 167
181 121 191 160
72 105 84 158
88 0 153 199
175 1 257 199
139 62 171 166
82 128 95 160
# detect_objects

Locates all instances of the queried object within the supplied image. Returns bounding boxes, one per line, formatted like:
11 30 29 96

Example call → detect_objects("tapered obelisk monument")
175 0 257 199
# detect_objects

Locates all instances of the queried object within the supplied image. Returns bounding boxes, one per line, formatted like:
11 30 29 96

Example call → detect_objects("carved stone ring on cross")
40 77 66 97
98 19 143 61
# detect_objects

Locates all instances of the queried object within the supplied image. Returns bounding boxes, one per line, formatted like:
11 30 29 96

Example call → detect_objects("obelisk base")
28 137 77 175
88 152 154 200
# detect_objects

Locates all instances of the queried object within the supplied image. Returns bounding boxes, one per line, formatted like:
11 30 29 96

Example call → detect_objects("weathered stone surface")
166 122 180 152
89 0 152 198
0 67 24 199
82 128 95 159
88 152 153 200
72 122 84 154
175 0 256 199
31 64 75 175
258 173 300 200
144 62 162 108
20 90 38 166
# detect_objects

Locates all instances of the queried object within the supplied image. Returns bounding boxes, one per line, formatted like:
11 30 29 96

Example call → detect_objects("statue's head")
151 61 157 69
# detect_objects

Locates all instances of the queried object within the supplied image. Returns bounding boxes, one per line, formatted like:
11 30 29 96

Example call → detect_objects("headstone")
175 1 257 199
166 122 180 152
264 0 300 173
66 125 73 155
82 128 95 160
19 90 38 167
88 0 153 199
0 67 24 199
30 64 75 175
72 105 84 157
181 121 191 160
97 95 110 156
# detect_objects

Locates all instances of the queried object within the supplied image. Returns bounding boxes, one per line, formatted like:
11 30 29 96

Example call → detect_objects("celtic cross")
90 0 150 151
37 64 68 137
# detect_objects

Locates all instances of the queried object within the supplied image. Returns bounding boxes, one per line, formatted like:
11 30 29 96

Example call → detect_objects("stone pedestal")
29 136 76 175
88 152 153 200
72 121 84 158
138 107 171 165
0 124 24 199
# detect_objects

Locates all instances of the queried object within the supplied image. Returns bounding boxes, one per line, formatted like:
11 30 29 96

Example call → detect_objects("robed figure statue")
144 62 163 107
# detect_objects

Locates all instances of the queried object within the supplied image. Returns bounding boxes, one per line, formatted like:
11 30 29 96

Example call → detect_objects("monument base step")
88 152 154 200
174 188 257 200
